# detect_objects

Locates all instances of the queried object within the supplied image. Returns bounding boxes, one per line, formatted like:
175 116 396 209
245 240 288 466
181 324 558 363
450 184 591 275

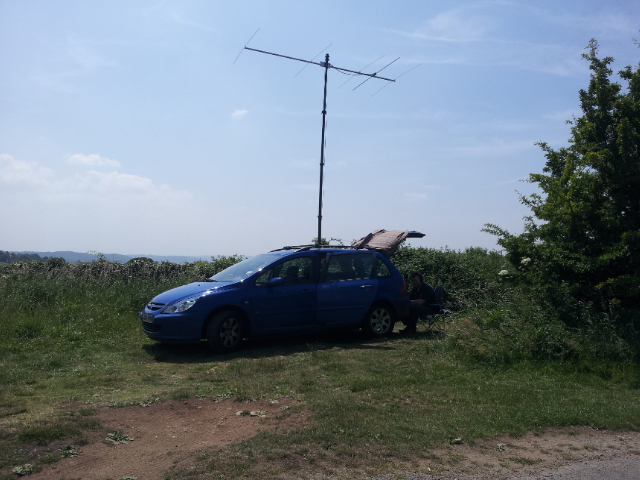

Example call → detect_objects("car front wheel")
362 304 395 337
206 311 244 353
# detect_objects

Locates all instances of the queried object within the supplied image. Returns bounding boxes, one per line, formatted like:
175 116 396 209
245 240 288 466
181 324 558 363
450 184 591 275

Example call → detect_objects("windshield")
209 254 280 283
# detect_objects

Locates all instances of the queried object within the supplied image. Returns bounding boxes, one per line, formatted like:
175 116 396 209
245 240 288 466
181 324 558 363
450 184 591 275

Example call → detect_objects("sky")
1 0 639 257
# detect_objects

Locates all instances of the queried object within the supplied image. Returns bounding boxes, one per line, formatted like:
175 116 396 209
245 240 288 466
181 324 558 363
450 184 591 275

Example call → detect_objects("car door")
317 252 377 326
249 254 318 334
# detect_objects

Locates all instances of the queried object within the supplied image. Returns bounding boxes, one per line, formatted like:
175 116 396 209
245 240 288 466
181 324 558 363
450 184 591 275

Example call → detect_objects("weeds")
106 430 132 445
11 464 32 477
0 251 638 479
59 445 80 458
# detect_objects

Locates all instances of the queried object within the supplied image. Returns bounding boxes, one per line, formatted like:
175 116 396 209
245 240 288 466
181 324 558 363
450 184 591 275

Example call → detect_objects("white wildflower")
521 258 531 265
498 270 509 276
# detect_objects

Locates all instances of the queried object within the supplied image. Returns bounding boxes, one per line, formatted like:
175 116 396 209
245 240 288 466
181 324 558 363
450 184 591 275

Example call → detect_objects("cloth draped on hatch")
351 229 412 257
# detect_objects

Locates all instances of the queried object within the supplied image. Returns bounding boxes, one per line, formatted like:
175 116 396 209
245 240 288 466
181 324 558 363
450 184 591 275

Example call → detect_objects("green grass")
1 257 639 479
1 328 639 478
160 334 639 479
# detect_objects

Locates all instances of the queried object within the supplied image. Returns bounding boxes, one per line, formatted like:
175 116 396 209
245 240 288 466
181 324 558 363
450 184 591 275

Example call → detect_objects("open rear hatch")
351 229 425 256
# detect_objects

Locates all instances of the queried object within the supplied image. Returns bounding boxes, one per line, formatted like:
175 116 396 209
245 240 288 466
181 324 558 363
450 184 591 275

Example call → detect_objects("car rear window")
374 258 392 278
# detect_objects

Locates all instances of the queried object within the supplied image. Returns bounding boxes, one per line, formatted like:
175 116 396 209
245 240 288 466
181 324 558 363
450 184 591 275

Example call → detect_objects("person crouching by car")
401 272 437 334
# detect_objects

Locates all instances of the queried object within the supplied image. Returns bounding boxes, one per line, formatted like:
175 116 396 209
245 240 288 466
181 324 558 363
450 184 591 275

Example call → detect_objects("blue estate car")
140 246 410 353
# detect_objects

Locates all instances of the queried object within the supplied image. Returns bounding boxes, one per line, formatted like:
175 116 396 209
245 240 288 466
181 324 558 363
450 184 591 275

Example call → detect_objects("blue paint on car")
139 247 409 352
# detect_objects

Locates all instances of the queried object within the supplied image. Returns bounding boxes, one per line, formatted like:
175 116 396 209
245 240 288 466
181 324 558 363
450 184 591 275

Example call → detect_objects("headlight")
163 295 201 314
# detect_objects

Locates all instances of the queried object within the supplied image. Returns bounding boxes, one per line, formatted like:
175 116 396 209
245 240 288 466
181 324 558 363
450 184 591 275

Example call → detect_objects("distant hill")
8 251 213 264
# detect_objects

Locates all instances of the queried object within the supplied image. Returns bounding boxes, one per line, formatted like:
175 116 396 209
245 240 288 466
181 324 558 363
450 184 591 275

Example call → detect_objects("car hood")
151 281 237 305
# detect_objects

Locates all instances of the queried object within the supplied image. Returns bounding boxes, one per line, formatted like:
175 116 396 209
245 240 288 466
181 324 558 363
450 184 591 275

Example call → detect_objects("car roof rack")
270 245 355 253
271 230 425 256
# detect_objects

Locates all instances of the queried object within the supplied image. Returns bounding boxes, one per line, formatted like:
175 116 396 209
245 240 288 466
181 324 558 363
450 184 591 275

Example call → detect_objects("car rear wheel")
206 311 244 353
362 304 395 337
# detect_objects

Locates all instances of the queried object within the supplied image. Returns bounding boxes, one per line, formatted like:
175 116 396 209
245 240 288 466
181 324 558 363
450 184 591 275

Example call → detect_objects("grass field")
1 254 639 479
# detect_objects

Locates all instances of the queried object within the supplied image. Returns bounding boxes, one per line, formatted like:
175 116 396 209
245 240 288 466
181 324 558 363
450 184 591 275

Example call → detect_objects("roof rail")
270 244 356 253
271 230 425 255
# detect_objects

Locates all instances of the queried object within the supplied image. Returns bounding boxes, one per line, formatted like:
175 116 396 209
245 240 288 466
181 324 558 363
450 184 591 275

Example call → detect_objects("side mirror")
269 277 284 287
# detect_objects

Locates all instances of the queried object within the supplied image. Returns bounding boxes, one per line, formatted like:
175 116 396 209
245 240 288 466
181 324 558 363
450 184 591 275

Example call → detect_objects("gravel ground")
373 458 640 480
372 429 640 480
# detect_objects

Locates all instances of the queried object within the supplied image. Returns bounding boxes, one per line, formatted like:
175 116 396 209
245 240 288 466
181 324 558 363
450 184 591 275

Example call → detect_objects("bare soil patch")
26 397 305 480
19 399 640 480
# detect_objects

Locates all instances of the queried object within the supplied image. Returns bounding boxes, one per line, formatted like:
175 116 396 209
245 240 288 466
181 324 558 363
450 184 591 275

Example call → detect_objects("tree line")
0 251 50 264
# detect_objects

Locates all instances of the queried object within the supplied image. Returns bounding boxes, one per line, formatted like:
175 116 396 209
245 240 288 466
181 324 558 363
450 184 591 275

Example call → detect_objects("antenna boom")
245 47 324 67
245 47 395 82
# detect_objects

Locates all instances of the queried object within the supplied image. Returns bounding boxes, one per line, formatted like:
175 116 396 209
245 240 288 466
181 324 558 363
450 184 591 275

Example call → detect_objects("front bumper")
139 311 205 343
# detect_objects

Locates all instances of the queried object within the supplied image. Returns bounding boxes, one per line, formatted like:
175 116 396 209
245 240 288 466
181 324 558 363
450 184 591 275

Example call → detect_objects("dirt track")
22 399 640 480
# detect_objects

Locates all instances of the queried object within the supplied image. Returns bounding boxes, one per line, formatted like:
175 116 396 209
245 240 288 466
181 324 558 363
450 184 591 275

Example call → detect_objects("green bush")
391 246 507 311
483 41 640 359
0 247 634 370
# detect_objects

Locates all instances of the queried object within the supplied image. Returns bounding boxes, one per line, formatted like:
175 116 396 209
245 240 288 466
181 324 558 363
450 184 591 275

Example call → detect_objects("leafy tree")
484 40 640 327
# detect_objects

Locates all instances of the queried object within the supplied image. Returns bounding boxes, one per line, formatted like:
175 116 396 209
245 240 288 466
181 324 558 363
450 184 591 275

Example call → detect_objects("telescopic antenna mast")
243 45 396 246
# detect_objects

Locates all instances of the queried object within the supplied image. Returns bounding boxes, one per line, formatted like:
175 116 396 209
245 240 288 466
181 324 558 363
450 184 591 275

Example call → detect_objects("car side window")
324 253 374 282
374 257 392 278
255 256 314 286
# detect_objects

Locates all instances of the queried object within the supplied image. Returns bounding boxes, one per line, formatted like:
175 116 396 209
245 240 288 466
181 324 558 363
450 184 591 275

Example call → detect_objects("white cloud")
0 153 199 253
65 170 155 195
68 153 121 169
0 154 189 202
390 3 602 77
53 170 191 204
231 109 248 119
414 8 495 43
0 154 53 186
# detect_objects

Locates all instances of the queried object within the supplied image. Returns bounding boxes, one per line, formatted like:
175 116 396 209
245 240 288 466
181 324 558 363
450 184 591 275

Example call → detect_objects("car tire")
362 303 395 338
206 311 244 353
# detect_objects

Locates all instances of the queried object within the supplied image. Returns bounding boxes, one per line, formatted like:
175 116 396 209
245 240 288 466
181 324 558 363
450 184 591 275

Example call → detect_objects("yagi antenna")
339 56 384 88
294 44 332 78
372 63 423 96
352 57 399 91
243 44 396 246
